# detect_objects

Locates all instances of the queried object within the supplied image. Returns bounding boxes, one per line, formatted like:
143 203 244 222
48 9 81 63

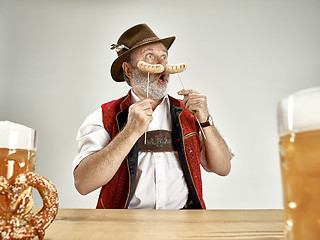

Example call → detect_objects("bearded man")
73 24 233 209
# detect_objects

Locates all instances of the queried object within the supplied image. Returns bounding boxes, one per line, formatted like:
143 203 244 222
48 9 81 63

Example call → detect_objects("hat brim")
111 36 175 82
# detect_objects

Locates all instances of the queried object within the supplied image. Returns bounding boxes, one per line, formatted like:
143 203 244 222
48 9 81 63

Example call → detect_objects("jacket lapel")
116 94 139 209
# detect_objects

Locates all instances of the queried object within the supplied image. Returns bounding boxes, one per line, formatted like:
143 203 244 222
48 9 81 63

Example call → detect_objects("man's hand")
126 98 154 136
177 89 209 123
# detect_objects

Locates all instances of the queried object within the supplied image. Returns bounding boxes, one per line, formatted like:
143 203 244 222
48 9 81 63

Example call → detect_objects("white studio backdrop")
1 0 320 209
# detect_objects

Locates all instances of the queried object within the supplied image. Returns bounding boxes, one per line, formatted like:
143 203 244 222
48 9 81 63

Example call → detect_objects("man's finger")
177 89 197 96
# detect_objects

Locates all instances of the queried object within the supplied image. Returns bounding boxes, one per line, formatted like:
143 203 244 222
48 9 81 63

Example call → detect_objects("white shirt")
73 90 233 209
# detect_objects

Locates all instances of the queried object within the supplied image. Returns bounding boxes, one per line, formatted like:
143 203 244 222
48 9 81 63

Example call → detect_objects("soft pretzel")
0 172 59 240
165 63 187 74
137 61 165 74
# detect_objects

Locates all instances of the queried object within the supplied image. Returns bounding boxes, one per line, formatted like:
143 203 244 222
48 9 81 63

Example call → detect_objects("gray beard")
131 67 169 100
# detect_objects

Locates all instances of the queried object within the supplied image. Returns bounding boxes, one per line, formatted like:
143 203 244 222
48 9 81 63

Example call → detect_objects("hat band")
131 37 159 50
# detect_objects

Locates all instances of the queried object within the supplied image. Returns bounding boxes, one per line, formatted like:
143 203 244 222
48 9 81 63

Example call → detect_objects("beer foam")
278 86 320 136
0 121 36 150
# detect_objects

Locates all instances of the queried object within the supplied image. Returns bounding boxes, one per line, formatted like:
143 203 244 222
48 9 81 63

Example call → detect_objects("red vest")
96 91 206 209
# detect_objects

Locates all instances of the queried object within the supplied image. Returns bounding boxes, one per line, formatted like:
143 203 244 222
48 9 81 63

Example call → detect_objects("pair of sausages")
137 61 187 74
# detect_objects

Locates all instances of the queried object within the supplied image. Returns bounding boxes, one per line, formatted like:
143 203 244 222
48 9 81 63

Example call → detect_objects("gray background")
1 0 319 209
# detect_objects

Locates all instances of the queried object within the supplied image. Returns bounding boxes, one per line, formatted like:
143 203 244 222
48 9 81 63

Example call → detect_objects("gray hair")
123 53 134 86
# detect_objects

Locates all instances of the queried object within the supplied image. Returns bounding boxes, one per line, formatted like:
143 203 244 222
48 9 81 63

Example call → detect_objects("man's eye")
146 54 153 59
161 56 167 60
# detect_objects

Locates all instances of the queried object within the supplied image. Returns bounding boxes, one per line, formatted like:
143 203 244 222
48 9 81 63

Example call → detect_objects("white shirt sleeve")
72 108 111 171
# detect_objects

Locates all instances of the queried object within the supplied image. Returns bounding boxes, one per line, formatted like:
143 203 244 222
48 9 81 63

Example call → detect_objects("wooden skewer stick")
145 72 150 144
177 73 185 89
177 73 206 139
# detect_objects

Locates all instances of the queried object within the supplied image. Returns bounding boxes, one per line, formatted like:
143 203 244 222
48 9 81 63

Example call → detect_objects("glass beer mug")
0 121 58 240
277 86 320 240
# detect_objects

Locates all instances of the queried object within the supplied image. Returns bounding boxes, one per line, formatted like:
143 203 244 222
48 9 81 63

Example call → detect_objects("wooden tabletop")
43 209 285 240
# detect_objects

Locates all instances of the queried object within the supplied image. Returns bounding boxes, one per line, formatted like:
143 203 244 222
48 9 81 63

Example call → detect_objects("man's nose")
157 56 167 66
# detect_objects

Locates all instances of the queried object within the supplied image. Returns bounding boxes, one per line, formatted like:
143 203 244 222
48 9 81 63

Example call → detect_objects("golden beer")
0 148 35 216
279 129 320 239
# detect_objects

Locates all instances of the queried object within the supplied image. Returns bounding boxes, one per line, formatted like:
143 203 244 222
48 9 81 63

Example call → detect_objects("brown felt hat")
110 24 175 82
